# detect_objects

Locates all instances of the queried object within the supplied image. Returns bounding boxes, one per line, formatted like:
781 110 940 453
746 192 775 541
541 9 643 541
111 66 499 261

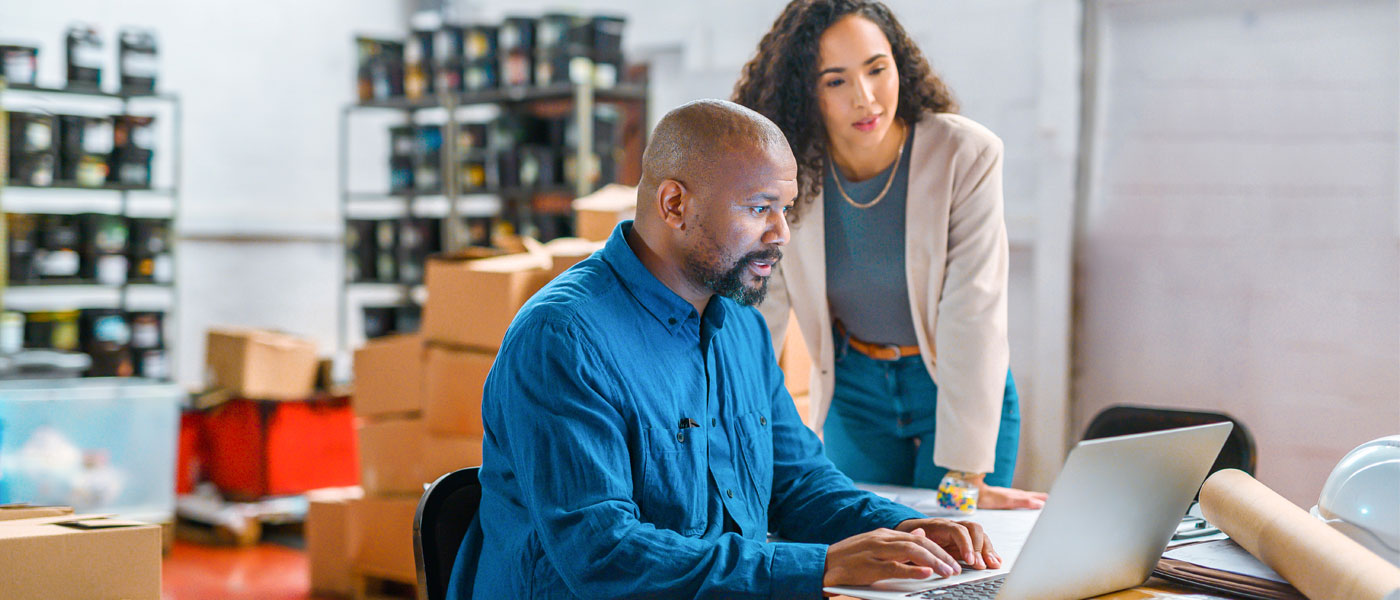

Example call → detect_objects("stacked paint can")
434 25 466 94
128 311 167 379
76 213 129 285
355 37 405 101
128 218 173 284
110 114 155 187
498 17 535 89
463 25 498 92
0 45 38 86
404 29 435 100
58 115 113 187
80 309 133 377
118 29 158 94
6 112 57 187
65 24 103 89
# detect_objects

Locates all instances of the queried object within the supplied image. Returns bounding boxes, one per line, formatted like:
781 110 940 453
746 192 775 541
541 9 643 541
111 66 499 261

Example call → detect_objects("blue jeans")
823 333 1021 489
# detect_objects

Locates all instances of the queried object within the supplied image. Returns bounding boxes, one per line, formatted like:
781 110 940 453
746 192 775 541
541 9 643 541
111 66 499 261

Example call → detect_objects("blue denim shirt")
448 221 924 599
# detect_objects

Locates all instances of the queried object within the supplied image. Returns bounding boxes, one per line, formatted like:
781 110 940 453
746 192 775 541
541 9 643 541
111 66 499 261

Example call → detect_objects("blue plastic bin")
0 377 182 523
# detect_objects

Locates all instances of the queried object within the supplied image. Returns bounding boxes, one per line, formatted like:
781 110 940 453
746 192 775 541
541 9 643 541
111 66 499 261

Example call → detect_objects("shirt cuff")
873 503 928 530
770 542 827 600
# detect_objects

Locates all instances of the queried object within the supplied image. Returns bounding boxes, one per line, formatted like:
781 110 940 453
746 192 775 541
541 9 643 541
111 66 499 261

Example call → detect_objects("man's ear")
656 178 689 232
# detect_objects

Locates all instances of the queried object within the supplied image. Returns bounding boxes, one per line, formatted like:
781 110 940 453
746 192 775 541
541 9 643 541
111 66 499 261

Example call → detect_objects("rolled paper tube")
1199 469 1400 600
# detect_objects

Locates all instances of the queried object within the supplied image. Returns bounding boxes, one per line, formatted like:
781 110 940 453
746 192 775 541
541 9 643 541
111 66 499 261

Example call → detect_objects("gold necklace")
829 123 906 210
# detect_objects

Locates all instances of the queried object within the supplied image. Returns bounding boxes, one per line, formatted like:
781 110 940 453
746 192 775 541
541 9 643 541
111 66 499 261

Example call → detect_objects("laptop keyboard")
904 575 1006 599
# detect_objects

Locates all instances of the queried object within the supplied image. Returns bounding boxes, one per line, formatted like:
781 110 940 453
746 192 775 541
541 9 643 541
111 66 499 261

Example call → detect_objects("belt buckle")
880 343 903 361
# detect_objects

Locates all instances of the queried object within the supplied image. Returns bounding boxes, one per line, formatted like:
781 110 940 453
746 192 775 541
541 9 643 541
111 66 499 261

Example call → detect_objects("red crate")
202 397 359 500
176 411 205 495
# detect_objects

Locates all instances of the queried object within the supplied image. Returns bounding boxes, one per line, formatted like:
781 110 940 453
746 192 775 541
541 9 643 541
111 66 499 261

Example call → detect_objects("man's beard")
685 247 782 307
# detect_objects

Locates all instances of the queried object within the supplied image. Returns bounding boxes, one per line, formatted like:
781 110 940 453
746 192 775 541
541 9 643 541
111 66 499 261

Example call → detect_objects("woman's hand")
975 482 1047 509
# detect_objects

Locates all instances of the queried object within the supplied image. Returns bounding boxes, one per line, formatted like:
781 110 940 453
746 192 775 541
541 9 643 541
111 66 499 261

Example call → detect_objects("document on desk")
1162 539 1286 583
856 483 1041 590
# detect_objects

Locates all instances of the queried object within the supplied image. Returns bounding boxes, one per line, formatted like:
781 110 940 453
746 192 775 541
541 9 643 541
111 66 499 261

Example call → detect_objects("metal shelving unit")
335 58 647 351
0 78 183 378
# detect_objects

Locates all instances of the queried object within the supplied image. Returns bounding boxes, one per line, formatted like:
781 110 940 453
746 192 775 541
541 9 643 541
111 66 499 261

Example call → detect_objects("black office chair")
1082 405 1257 478
414 467 481 600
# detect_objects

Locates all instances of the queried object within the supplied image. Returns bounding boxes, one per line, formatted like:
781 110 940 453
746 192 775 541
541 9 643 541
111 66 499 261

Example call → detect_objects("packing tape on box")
1198 469 1400 600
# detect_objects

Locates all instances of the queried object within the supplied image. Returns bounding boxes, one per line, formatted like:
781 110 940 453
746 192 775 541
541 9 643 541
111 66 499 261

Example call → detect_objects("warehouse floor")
162 539 329 600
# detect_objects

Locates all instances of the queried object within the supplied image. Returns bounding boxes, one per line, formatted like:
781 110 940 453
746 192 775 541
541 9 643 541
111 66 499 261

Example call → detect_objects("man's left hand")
893 519 1001 570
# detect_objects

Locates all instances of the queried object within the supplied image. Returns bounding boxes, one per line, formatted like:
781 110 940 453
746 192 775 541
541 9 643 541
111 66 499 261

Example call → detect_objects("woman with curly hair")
734 0 1045 509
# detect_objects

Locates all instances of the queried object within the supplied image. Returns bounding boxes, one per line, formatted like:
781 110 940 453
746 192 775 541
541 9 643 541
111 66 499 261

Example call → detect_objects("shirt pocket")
640 426 706 536
736 409 774 503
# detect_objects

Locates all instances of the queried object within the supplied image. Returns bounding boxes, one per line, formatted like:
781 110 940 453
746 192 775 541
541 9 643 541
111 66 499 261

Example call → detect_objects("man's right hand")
822 527 962 588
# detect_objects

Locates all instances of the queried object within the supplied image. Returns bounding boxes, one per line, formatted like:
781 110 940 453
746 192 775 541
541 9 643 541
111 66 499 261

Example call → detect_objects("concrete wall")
1077 0 1399 506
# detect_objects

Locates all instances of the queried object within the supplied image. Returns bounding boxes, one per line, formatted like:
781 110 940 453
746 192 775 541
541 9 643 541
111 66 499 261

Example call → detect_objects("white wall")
2 0 408 386
1077 0 1399 506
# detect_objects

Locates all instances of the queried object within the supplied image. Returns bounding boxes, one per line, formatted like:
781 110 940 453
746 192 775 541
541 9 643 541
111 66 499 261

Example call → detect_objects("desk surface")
844 484 1238 600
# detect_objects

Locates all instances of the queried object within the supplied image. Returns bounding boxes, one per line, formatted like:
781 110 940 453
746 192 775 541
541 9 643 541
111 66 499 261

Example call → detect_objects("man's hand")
823 527 962 588
894 518 1001 571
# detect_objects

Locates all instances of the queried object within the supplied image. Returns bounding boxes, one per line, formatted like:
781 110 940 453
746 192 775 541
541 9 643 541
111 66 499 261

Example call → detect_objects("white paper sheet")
1162 539 1288 583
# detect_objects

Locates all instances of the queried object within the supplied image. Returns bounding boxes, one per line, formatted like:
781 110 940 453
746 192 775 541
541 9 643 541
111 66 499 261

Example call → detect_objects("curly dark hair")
732 0 958 219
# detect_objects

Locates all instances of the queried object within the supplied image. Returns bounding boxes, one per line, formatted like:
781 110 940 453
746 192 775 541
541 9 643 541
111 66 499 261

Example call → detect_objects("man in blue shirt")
448 100 1002 599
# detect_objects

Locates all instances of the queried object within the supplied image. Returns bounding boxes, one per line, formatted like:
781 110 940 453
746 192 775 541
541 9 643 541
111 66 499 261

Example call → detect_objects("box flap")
572 183 637 212
542 237 606 258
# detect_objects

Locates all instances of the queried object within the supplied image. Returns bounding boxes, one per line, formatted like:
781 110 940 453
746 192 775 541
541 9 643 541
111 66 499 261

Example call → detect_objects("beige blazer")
758 112 1010 474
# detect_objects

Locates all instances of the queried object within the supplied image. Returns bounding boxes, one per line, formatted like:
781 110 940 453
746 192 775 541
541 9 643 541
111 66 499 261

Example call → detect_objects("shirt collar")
601 220 710 334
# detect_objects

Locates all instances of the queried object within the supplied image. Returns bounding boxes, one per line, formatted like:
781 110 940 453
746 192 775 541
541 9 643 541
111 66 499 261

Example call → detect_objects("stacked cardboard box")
572 183 636 241
778 311 816 429
343 241 604 588
348 332 488 587
205 328 320 400
305 487 364 597
0 513 162 599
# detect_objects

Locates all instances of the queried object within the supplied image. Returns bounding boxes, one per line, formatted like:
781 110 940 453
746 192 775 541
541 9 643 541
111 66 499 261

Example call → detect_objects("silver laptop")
826 422 1233 600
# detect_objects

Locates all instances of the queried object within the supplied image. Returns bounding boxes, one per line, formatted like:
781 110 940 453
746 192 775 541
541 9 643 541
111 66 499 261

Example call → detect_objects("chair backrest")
414 467 481 600
1082 405 1257 478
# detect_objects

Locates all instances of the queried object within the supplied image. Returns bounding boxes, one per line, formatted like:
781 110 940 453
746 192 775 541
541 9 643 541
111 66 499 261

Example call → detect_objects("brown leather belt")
836 320 920 361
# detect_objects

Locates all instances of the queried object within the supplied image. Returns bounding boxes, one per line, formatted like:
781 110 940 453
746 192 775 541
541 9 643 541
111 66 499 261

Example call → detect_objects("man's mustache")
740 248 783 265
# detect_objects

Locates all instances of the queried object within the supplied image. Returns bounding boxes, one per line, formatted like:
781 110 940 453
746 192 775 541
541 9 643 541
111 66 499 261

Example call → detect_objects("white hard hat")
1310 435 1400 567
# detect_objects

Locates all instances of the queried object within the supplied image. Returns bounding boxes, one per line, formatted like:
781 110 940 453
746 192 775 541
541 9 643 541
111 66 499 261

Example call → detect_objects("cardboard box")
793 394 813 430
350 495 420 583
542 237 605 279
306 488 364 597
422 252 552 350
0 505 73 521
0 514 161 599
206 328 320 400
572 183 636 242
423 345 493 436
352 333 426 419
358 417 483 496
780 311 812 398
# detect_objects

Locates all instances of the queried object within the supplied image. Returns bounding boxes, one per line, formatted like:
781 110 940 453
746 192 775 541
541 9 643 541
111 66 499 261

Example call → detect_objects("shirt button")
726 489 734 498
759 416 767 426
676 432 685 443
711 418 717 426
668 317 677 325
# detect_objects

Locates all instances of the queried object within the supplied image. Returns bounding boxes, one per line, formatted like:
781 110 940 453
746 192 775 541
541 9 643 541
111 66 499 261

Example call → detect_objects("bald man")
447 100 1000 599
